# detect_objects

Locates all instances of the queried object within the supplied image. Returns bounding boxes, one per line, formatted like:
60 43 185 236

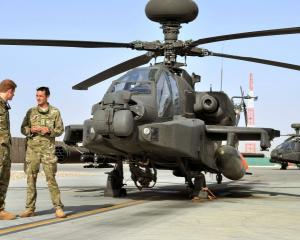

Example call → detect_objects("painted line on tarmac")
0 200 144 236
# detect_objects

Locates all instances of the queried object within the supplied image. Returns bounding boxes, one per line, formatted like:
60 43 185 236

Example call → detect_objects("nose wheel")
104 161 127 197
280 162 288 170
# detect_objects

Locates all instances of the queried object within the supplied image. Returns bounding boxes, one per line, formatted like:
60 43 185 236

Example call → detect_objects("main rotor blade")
209 52 300 71
72 52 155 90
190 27 300 47
0 39 132 48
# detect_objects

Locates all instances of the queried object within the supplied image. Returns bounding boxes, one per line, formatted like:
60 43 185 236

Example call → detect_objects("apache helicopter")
270 123 300 170
3 0 300 198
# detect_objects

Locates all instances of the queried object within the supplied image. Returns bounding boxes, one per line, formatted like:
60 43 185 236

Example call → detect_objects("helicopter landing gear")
280 162 288 170
176 159 215 199
216 173 223 184
104 160 127 197
191 173 208 199
129 162 157 190
188 173 216 200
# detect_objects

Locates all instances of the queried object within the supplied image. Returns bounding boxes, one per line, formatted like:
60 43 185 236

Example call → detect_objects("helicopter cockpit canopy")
276 137 300 151
109 68 157 95
156 71 180 117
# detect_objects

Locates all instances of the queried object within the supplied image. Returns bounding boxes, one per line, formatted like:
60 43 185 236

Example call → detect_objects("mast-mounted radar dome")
145 0 198 24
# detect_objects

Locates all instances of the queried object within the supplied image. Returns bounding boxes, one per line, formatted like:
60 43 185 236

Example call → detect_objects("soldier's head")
36 86 50 106
0 79 17 101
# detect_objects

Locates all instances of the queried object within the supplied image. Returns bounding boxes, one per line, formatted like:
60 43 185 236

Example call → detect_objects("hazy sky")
0 0 299 149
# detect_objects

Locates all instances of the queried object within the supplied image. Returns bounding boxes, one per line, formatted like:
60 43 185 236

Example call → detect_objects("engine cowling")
194 91 236 126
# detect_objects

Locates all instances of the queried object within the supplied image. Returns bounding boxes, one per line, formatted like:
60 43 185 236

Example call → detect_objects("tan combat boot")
55 208 66 218
0 210 16 220
19 209 35 218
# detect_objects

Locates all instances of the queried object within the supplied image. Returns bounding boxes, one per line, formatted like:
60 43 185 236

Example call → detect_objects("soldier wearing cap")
20 86 66 218
0 79 17 220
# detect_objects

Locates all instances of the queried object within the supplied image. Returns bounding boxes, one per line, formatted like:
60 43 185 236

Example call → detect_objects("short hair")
0 79 17 93
37 86 50 96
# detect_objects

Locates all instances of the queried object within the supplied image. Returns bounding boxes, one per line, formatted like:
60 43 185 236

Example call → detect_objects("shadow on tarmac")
118 180 300 202
31 203 114 216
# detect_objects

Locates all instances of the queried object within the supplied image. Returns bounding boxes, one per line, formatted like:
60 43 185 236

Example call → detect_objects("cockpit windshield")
277 140 296 150
109 68 154 94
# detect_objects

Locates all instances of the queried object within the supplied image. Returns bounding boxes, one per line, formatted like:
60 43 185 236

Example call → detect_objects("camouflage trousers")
24 145 63 211
0 144 10 211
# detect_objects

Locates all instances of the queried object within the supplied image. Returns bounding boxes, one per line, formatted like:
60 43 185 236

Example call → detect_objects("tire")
280 162 288 170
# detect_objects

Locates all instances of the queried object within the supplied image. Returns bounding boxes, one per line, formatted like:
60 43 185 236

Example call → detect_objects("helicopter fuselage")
65 64 279 183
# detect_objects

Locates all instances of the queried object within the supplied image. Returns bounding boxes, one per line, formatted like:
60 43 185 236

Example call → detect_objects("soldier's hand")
40 127 50 134
31 126 41 133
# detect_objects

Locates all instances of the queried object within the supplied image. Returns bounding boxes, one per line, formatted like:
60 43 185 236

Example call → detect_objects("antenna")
220 43 225 91
220 66 223 91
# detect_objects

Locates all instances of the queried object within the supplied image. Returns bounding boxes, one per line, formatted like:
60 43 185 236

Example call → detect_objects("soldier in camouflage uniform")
20 87 66 218
0 79 17 220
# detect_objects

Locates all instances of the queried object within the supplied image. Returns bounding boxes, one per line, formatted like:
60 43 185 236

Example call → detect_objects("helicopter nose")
83 119 103 146
112 110 134 137
92 109 134 137
270 150 279 159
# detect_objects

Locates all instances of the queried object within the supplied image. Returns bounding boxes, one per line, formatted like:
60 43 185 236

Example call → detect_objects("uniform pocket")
24 146 40 174
44 162 57 175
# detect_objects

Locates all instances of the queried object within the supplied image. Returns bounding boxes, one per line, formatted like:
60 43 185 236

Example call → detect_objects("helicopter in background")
231 86 258 127
270 123 300 170
3 0 300 198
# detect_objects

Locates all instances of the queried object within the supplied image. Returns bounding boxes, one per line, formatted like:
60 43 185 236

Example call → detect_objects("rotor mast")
161 23 181 64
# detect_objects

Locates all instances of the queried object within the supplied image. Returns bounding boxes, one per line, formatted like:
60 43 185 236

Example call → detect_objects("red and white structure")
244 73 258 153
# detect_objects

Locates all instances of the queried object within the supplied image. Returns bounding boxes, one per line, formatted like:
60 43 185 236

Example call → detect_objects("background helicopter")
270 123 300 170
231 86 258 127
1 0 299 198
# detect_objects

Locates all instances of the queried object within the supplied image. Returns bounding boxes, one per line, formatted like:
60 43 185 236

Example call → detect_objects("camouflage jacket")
0 97 11 145
21 104 64 147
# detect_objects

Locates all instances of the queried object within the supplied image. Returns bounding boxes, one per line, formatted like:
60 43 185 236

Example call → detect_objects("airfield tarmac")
0 164 299 240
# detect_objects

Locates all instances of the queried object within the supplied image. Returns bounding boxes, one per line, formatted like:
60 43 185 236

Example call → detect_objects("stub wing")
205 125 280 150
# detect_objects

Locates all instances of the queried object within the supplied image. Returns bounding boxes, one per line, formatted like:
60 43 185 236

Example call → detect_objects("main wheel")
216 173 223 184
280 162 288 170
